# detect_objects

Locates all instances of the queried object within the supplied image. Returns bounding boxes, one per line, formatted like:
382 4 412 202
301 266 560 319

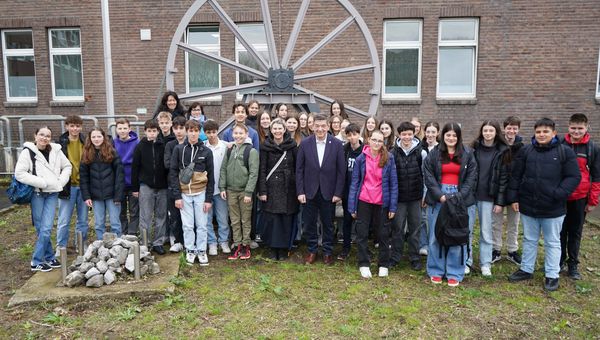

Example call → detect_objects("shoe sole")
239 257 250 260
448 282 459 287
49 264 61 269
430 278 442 284
199 262 209 266
31 267 52 272
491 257 502 264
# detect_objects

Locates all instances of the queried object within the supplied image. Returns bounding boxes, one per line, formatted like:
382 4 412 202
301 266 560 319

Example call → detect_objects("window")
235 23 269 97
49 28 84 100
437 18 479 99
2 29 37 101
382 20 422 99
186 26 220 99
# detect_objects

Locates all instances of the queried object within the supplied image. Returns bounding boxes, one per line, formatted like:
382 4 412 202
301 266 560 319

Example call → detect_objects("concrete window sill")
4 101 38 108
381 99 422 105
436 98 477 105
49 101 85 107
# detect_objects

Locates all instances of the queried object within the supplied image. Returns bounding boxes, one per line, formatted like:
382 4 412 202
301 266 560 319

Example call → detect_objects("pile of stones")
63 233 160 288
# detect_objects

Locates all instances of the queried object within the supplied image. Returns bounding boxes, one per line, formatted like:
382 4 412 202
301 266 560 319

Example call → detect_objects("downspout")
101 0 115 123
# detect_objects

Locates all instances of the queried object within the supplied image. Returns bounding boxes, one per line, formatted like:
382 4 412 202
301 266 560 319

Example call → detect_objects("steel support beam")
179 81 268 100
281 0 310 68
260 0 279 70
178 43 267 80
294 84 369 117
295 64 374 82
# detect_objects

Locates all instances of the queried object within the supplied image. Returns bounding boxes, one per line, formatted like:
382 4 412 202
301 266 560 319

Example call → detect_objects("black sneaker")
410 260 423 271
507 251 522 265
47 259 61 268
337 252 349 261
152 245 166 255
568 264 582 280
508 269 533 282
491 250 502 264
544 277 559 291
31 263 52 272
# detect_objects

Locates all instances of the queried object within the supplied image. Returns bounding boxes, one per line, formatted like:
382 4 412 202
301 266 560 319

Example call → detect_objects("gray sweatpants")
492 206 520 253
138 184 168 247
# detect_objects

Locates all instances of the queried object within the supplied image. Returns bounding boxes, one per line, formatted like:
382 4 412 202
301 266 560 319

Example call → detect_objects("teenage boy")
337 123 364 261
390 122 428 270
163 116 187 253
157 111 175 144
222 103 260 150
491 116 524 265
132 120 168 255
508 117 580 291
169 120 214 266
114 118 140 235
204 120 231 256
56 115 88 254
560 113 600 280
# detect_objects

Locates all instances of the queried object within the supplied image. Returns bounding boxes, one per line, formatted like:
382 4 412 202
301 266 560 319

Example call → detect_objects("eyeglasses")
370 139 384 144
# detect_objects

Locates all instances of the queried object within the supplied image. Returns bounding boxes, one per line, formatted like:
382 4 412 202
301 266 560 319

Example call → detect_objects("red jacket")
563 133 600 206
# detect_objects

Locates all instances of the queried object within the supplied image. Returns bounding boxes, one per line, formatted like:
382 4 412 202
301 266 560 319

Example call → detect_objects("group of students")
14 91 598 291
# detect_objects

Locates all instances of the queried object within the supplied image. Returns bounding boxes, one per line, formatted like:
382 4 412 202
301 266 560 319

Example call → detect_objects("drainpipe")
101 0 115 123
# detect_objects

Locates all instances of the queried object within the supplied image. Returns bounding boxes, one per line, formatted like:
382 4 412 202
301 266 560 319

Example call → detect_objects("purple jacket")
114 131 139 188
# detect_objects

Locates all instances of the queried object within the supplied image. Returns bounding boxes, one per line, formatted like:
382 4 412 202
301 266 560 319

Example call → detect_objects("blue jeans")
206 194 230 245
520 214 565 279
92 199 122 240
426 184 475 281
477 201 495 268
31 192 59 266
56 186 89 248
181 192 208 253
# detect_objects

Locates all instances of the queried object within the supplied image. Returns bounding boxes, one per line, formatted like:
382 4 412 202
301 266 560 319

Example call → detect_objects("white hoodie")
14 142 72 192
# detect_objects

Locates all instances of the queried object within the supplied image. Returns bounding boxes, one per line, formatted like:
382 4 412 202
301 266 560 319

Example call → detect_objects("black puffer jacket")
57 131 86 199
473 140 510 206
131 137 168 191
80 150 124 202
392 138 425 202
258 134 298 214
423 145 478 206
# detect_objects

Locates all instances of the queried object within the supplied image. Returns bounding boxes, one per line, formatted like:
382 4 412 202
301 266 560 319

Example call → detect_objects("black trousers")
561 198 586 266
355 200 391 268
303 190 335 255
167 197 184 244
391 200 421 263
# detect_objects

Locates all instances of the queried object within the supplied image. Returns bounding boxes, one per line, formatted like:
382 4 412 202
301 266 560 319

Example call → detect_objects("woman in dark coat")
258 118 298 260
153 91 185 120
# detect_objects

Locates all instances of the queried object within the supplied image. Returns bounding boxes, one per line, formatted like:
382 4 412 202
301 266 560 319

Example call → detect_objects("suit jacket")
296 134 346 200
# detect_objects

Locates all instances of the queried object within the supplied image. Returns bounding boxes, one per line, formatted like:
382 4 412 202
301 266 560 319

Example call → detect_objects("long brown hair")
285 114 303 145
82 127 115 164
370 130 389 168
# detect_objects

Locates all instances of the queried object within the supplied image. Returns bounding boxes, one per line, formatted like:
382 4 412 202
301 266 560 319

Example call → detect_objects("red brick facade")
1 0 599 141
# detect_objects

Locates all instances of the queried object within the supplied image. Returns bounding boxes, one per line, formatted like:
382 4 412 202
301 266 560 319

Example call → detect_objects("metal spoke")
295 64 374 82
207 0 269 71
260 0 279 69
293 85 369 117
281 0 311 68
179 81 268 100
291 16 355 72
178 42 267 79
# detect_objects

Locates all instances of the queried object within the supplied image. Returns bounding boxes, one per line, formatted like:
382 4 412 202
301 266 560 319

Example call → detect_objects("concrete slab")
8 253 180 308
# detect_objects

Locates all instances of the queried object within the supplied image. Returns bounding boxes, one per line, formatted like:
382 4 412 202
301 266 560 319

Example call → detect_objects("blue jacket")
348 151 398 214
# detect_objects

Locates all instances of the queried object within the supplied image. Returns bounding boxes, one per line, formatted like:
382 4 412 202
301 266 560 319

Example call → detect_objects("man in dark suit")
296 114 346 265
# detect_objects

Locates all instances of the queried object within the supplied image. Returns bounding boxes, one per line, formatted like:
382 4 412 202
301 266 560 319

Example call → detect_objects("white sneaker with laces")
378 267 389 277
198 252 209 266
208 243 218 256
220 242 231 254
185 252 196 264
169 243 183 253
481 265 492 277
359 267 372 279
418 247 428 256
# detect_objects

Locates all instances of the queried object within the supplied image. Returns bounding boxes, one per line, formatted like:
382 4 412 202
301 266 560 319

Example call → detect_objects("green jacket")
219 142 259 195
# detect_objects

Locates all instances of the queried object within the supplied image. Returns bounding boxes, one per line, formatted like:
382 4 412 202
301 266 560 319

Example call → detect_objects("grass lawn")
0 205 599 338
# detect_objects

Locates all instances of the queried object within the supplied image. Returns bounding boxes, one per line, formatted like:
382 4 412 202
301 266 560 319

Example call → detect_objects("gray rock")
86 274 104 288
125 254 135 272
68 265 77 274
114 267 123 274
118 248 129 265
120 239 134 249
140 264 148 276
103 232 117 247
73 256 84 266
150 262 160 275
97 246 110 261
96 260 108 274
111 238 123 247
107 258 120 268
92 240 103 249
85 267 101 279
104 270 116 285
122 235 138 242
140 251 151 260
79 262 94 273
90 257 99 264
109 245 123 258
139 245 148 253
83 246 96 261
64 271 85 287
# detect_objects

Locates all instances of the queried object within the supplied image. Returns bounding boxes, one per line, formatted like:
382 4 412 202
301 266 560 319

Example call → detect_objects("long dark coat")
258 134 298 215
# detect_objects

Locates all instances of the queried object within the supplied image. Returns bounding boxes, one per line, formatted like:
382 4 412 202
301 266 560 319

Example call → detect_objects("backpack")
6 148 37 204
226 145 251 170
435 193 470 263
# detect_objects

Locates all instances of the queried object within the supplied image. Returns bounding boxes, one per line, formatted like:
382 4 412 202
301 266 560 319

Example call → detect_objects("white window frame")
235 23 269 100
382 19 422 100
596 47 600 99
185 26 221 101
48 28 84 101
2 29 37 102
436 18 479 99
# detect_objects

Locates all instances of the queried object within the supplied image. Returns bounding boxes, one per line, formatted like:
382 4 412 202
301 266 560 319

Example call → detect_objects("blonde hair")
157 111 173 121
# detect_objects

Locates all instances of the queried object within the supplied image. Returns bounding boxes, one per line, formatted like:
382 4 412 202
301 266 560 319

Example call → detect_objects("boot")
568 263 582 280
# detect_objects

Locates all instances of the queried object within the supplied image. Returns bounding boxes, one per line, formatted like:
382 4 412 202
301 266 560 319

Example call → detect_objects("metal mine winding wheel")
166 0 381 117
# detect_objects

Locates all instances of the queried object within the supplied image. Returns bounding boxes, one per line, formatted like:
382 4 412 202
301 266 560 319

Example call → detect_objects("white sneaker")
220 242 231 254
418 247 428 256
169 243 183 253
481 265 492 277
198 252 209 266
359 267 372 279
465 265 471 275
55 246 61 258
169 235 176 246
378 267 389 277
208 244 218 256
185 252 196 264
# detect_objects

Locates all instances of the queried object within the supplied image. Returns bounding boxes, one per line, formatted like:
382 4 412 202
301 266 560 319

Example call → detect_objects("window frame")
185 25 221 101
436 18 479 99
48 27 84 101
382 19 423 100
235 23 269 100
596 47 600 99
2 29 37 102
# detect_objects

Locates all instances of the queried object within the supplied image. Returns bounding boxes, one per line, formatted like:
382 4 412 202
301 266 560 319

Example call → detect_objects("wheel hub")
267 68 295 92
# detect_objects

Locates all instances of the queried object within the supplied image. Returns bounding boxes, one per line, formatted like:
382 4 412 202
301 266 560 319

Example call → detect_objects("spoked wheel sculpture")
165 0 381 118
